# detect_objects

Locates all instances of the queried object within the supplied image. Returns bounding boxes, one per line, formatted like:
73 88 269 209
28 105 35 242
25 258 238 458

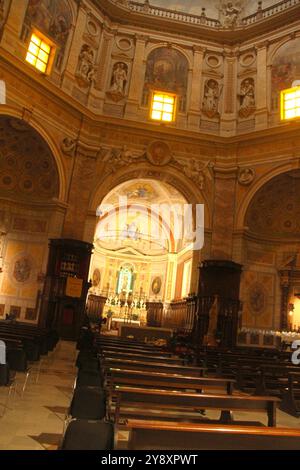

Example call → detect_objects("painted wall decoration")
9 305 21 319
202 79 221 119
23 0 72 48
143 47 189 111
151 276 162 295
107 62 129 102
13 256 32 283
25 308 37 321
92 268 101 287
248 282 267 316
238 78 255 118
271 38 300 111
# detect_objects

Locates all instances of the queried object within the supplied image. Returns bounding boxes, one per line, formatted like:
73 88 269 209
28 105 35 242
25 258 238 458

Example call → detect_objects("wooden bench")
98 345 174 357
124 420 300 450
100 350 184 365
279 373 300 417
102 357 206 377
108 367 235 394
114 386 280 427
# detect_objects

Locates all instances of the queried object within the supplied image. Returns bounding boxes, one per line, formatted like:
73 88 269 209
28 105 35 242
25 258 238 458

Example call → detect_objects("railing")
242 0 300 25
119 0 300 29
129 2 221 28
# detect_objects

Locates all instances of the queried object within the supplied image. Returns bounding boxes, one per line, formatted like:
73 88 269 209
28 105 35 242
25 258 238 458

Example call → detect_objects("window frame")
149 90 177 123
25 29 56 75
280 86 300 121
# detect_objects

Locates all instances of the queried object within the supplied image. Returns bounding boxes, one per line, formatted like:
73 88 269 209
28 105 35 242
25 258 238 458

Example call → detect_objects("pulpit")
39 239 93 340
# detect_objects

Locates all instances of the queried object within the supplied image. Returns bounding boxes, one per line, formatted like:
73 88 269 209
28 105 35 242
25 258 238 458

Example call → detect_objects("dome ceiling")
149 1 280 19
246 171 300 238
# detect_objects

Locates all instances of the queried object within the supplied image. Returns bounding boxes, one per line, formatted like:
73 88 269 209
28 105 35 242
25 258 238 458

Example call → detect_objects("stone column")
61 3 88 90
220 50 238 137
124 34 148 119
188 46 205 130
255 41 268 130
0 0 27 54
165 253 177 302
210 166 238 260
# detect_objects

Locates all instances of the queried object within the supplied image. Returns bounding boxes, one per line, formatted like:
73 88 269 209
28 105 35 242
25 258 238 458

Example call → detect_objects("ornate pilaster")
188 46 205 130
220 50 238 137
210 166 238 260
0 0 27 53
255 41 269 130
62 143 99 240
124 34 148 119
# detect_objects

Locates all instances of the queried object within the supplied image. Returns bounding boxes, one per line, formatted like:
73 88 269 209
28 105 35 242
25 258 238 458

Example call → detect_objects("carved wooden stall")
194 260 243 349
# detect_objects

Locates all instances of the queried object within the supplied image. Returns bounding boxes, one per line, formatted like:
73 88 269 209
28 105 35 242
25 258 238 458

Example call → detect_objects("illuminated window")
26 33 51 73
281 86 300 121
150 92 176 122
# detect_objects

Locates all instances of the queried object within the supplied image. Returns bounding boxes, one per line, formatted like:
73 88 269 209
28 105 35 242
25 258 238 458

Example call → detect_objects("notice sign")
66 277 83 298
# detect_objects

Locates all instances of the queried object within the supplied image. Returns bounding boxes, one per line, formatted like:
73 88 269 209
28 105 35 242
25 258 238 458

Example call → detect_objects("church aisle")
0 341 77 450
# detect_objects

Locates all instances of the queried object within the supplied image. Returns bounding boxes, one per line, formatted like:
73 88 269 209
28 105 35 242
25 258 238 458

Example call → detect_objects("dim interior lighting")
280 86 300 121
26 33 52 73
150 92 176 122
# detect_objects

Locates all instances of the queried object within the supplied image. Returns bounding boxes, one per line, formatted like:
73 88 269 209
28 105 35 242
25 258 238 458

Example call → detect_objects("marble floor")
0 341 77 450
0 340 299 450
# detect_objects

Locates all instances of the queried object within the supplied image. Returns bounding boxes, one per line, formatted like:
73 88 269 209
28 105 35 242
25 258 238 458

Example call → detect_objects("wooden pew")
108 367 235 394
97 344 174 357
102 357 206 377
100 350 184 365
279 373 300 417
114 386 280 427
124 420 300 450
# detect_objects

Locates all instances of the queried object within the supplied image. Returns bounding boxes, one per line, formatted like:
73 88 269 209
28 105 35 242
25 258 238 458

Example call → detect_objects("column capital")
193 45 206 54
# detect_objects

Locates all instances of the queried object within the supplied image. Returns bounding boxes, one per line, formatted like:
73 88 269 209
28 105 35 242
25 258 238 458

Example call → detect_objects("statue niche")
202 79 221 119
238 78 256 118
75 44 95 88
106 62 128 102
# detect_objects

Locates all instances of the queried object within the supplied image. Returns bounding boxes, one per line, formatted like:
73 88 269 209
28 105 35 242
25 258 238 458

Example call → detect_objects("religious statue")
107 62 128 101
238 78 256 118
202 79 221 119
75 44 95 88
220 2 241 28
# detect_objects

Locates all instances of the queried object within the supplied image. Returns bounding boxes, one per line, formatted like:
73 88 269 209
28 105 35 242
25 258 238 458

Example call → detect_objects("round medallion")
146 141 172 166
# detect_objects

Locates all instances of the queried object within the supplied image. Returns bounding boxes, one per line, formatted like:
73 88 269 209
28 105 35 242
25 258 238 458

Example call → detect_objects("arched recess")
85 162 211 299
235 161 300 231
235 166 300 334
0 112 67 324
0 105 67 202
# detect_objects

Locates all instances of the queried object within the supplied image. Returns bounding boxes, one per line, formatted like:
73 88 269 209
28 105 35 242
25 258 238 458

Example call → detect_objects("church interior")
1 0 300 452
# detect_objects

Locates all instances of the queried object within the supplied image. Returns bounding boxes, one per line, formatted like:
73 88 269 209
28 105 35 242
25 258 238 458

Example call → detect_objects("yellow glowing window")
26 33 51 73
281 86 300 120
151 93 176 122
